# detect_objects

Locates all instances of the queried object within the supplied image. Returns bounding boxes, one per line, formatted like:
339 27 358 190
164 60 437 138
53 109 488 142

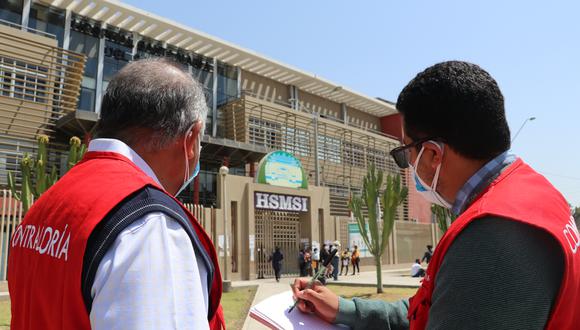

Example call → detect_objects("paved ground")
235 263 421 330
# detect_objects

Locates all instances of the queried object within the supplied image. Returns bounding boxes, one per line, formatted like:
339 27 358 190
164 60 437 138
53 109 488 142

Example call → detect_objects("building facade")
0 0 437 281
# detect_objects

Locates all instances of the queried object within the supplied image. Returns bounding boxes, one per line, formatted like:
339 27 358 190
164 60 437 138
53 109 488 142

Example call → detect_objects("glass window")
0 0 23 25
217 62 237 106
199 169 217 206
28 4 65 46
0 57 48 102
248 117 281 149
283 127 310 157
70 30 100 111
344 142 365 168
318 135 341 163
102 38 132 92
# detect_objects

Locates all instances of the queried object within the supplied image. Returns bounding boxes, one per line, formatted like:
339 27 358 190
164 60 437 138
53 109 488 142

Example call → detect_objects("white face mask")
175 128 201 197
409 142 452 209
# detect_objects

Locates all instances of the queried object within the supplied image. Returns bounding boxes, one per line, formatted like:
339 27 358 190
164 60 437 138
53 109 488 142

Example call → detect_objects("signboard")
254 192 309 212
348 223 372 258
256 151 308 189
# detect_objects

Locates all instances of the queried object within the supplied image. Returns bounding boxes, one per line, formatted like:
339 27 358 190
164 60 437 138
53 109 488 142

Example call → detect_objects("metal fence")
0 189 25 280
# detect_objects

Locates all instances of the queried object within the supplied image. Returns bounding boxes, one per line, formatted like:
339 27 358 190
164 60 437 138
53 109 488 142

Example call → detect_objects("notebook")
249 291 349 330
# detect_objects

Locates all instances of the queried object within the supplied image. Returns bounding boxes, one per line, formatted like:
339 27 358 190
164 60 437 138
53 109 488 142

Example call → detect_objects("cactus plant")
431 204 457 233
348 163 408 293
7 135 86 212
67 136 86 171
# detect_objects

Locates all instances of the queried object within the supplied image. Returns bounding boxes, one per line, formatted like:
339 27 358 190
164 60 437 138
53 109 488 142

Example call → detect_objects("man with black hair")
292 61 580 329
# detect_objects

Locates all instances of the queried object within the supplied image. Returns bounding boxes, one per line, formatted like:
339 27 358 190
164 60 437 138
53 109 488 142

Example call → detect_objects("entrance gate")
255 210 300 278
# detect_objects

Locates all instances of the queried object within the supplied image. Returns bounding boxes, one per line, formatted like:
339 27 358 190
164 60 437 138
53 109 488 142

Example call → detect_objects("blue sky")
124 0 580 207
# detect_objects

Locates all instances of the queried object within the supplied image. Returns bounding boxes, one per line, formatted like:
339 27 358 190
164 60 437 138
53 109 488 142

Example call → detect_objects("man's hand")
291 278 340 323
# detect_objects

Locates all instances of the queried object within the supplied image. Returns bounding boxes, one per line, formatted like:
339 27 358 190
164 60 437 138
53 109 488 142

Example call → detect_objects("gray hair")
96 57 208 150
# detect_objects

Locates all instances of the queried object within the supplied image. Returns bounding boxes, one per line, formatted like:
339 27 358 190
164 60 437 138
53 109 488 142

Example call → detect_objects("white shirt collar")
87 138 163 188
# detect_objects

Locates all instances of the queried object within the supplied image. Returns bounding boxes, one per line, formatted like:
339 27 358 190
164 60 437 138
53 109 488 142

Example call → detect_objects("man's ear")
422 141 444 170
184 121 203 159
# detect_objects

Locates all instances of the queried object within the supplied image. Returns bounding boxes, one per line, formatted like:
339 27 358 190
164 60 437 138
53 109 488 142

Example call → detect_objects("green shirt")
334 217 563 330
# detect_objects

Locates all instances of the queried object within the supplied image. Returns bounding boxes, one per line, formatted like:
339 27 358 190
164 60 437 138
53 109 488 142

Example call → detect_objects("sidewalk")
235 263 421 330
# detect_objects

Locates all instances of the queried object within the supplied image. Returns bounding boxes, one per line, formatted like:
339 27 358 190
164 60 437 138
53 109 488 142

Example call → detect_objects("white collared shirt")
88 138 209 330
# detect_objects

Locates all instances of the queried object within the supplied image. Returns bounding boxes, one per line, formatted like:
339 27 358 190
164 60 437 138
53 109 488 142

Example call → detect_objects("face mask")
410 142 452 209
175 129 201 197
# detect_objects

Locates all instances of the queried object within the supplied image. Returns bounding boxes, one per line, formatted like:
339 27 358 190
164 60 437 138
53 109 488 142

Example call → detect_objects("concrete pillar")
21 0 31 29
94 26 105 114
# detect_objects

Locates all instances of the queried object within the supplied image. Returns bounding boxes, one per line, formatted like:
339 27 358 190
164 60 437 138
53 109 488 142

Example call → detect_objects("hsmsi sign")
256 151 308 189
255 192 309 212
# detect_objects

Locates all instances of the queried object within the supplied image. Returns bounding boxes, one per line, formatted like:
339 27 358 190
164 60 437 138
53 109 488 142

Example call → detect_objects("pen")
288 247 339 313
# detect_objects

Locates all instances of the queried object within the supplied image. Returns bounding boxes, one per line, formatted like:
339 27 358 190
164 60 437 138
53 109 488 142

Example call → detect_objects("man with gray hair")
8 58 225 330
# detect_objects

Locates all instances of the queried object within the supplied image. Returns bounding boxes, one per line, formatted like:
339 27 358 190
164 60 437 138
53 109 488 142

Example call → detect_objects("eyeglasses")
389 137 438 169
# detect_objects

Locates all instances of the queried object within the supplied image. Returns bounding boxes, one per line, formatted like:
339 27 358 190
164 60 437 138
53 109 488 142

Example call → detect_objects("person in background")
321 244 330 266
304 248 313 276
312 247 320 273
298 249 306 277
411 259 426 278
340 249 351 276
351 245 360 275
331 241 340 281
270 247 284 282
421 245 433 264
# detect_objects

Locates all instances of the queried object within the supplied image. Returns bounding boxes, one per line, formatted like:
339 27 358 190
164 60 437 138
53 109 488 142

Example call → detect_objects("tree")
349 164 408 293
574 207 580 226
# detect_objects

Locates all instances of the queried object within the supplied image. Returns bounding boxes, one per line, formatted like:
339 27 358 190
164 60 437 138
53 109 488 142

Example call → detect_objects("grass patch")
0 299 10 329
328 284 417 302
221 286 258 330
0 286 259 330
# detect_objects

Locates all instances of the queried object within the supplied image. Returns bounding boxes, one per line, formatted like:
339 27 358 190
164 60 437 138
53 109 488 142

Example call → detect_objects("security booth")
216 151 337 281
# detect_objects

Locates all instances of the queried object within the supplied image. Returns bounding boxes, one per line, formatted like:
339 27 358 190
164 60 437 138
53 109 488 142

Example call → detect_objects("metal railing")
0 189 25 280
0 18 57 39
238 90 399 140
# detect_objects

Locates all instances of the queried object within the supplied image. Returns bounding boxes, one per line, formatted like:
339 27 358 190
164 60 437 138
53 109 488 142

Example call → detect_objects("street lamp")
511 116 536 143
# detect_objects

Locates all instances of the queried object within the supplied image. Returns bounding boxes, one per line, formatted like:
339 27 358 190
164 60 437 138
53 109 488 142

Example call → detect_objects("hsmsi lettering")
254 192 309 212
11 224 71 261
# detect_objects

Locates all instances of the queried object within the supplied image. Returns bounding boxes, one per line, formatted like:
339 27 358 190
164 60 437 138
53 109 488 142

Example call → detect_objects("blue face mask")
410 142 452 209
175 129 201 197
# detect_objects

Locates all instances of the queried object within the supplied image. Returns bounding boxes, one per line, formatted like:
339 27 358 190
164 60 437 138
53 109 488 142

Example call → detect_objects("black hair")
415 259 421 263
397 61 511 160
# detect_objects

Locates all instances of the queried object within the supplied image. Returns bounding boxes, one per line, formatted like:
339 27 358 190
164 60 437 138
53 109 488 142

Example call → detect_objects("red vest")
8 151 225 330
408 159 580 329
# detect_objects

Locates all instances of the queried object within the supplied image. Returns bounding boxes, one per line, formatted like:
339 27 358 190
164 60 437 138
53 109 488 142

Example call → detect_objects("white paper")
249 291 348 330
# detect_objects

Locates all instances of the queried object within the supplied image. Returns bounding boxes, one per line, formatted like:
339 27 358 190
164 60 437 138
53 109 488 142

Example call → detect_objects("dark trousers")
412 268 426 278
332 258 339 280
341 264 349 275
273 266 281 281
351 258 360 274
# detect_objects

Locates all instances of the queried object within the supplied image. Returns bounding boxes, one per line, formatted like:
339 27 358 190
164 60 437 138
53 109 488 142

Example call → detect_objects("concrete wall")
214 173 336 281
299 90 341 119
241 70 289 105
347 106 381 132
